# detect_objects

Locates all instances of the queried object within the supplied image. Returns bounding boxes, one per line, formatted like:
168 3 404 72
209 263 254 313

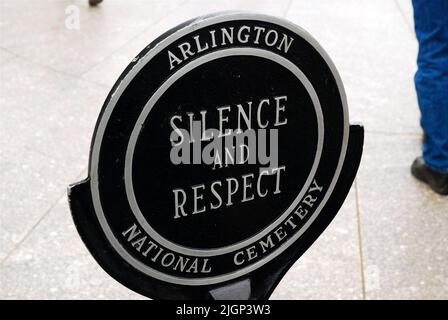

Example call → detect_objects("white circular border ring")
89 12 349 286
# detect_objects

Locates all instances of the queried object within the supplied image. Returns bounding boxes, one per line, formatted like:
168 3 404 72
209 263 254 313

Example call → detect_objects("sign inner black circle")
131 55 319 249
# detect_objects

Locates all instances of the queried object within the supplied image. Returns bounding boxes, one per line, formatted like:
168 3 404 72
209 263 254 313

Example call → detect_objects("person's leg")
413 0 448 171
411 0 448 194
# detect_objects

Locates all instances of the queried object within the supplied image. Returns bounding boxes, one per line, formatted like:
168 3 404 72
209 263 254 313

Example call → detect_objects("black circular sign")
89 12 348 286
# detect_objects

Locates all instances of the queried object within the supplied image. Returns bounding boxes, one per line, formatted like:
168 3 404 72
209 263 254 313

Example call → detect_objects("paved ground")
0 0 447 300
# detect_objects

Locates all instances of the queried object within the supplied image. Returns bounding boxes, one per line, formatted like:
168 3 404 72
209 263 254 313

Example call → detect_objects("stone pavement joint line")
77 0 191 78
0 45 109 89
394 0 414 34
283 0 294 17
0 167 87 266
354 179 367 300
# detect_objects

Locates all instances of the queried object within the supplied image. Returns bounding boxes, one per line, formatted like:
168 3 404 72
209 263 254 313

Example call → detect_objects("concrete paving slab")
0 196 145 299
357 133 448 299
286 0 420 135
0 57 108 261
395 0 414 32
82 0 291 87
0 0 186 76
271 187 363 300
0 49 16 66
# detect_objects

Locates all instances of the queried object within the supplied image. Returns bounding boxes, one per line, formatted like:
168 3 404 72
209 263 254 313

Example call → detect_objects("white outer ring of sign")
124 48 324 256
89 12 349 286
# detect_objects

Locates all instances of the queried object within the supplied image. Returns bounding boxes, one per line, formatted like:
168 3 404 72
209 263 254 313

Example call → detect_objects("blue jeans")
412 0 448 173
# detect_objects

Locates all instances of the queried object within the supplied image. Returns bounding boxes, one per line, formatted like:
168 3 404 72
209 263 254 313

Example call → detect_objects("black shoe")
411 157 448 195
89 0 103 6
